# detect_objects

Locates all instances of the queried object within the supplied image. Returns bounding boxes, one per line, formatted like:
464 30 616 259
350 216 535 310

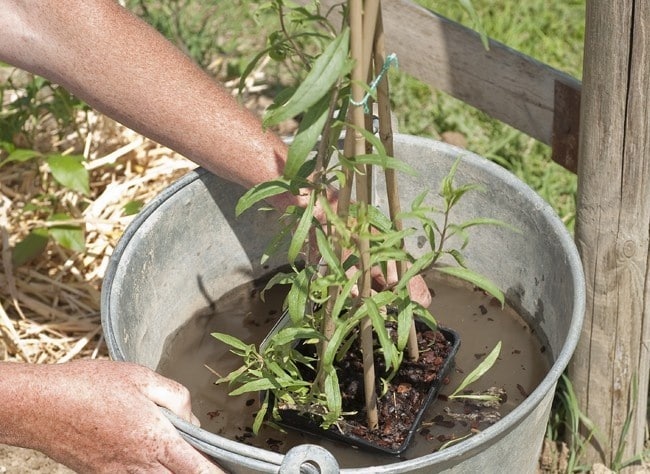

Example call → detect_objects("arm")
0 0 300 210
0 360 222 472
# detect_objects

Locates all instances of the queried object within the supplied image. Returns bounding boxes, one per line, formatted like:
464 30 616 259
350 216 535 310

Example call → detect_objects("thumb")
140 371 200 426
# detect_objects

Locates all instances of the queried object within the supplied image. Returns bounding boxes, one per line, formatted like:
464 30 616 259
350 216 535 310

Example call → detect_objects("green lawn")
394 0 585 230
122 1 585 230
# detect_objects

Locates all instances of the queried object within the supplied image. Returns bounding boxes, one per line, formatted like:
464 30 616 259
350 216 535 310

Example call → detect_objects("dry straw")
0 70 200 364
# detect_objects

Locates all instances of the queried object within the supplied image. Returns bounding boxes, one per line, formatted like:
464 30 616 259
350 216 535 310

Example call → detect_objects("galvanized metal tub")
101 134 584 473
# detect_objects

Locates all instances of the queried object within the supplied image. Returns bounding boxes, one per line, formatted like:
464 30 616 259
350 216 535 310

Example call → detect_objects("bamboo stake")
349 0 378 431
361 0 380 202
373 6 419 361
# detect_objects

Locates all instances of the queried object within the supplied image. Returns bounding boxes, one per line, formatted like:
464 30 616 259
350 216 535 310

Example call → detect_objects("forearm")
0 0 299 209
0 362 39 449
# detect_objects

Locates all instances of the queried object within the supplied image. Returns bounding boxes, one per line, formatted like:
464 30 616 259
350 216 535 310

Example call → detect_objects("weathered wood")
571 0 650 466
299 0 582 171
552 80 581 174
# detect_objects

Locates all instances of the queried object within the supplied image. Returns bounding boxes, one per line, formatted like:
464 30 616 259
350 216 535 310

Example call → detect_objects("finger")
140 372 195 424
385 260 398 286
408 275 432 307
161 436 228 474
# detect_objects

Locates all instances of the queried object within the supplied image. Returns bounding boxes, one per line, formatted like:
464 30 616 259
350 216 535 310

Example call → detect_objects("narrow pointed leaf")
314 228 344 278
284 93 331 179
264 28 350 126
252 393 269 434
288 194 314 263
287 269 310 324
271 327 322 346
229 378 281 396
211 332 252 352
436 265 504 306
394 251 437 292
366 298 396 370
324 369 342 417
0 149 41 168
236 180 291 216
449 341 501 398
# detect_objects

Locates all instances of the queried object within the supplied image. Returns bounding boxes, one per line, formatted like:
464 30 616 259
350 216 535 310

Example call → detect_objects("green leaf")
47 154 90 195
415 307 438 331
238 47 274 95
436 266 504 306
440 158 461 201
12 228 49 266
211 332 252 352
323 369 342 418
0 149 42 168
367 298 397 371
314 228 344 278
394 251 437 292
449 341 501 398
236 180 291 216
229 378 281 396
261 271 295 299
338 123 390 165
284 93 331 179
396 301 414 351
48 214 84 252
457 0 490 50
366 205 393 233
271 327 323 346
252 392 269 434
331 270 359 319
288 194 314 263
323 318 354 367
264 28 350 126
447 248 467 267
287 269 310 324
122 200 143 216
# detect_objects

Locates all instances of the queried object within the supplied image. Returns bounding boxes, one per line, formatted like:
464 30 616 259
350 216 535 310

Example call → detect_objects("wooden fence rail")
302 0 582 172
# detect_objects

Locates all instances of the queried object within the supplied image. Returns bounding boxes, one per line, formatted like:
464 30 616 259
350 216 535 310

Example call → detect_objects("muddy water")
157 272 550 468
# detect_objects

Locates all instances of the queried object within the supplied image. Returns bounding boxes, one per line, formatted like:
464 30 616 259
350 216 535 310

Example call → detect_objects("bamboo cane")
373 6 420 361
349 0 378 431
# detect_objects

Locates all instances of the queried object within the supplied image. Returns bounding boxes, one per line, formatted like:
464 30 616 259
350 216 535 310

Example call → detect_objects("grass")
390 0 585 230
122 0 585 233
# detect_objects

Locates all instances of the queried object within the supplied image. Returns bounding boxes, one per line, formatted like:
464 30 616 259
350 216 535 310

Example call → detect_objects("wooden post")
571 0 650 466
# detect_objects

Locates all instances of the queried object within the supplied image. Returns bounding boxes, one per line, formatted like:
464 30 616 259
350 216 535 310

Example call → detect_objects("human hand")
6 360 224 473
307 195 432 308
371 261 432 308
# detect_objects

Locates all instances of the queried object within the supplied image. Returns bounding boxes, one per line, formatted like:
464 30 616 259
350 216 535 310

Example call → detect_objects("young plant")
213 0 504 437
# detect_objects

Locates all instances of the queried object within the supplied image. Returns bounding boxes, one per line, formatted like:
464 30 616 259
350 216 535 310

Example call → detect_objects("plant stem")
278 3 312 70
373 6 420 362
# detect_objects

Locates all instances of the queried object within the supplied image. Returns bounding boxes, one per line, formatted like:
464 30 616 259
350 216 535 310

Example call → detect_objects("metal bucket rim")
100 134 585 471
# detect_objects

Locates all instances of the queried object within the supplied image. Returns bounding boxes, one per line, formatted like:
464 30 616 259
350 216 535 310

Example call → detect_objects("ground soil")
0 445 72 474
278 324 456 454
